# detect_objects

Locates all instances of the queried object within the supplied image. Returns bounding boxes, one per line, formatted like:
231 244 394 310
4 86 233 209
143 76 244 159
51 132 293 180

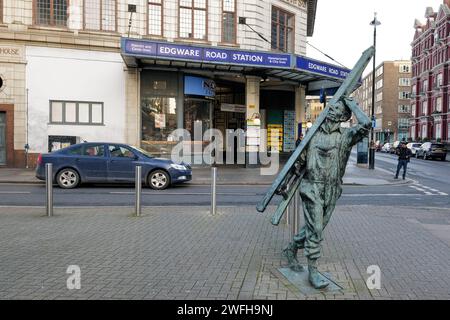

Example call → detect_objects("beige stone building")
353 61 412 144
0 0 353 167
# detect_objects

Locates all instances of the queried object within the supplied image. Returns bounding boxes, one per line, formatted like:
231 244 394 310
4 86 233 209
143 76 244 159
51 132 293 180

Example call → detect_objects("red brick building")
410 1 450 143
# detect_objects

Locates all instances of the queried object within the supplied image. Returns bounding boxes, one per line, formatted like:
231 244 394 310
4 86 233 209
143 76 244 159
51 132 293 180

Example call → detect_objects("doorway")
0 112 6 165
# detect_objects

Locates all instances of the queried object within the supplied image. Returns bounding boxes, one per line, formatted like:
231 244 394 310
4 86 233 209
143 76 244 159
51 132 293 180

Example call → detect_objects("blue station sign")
296 56 350 80
122 39 292 68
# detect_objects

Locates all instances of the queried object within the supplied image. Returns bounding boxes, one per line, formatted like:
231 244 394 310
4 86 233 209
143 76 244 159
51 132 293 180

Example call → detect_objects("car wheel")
148 170 170 190
56 168 80 189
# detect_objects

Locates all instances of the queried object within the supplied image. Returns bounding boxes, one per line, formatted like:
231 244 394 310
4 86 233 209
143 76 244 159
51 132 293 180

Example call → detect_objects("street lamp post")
369 13 381 170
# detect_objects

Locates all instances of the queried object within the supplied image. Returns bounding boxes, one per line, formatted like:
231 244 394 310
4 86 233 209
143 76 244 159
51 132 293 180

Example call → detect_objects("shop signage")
221 103 246 113
296 56 350 80
0 45 24 61
280 0 307 9
123 39 291 68
184 76 216 97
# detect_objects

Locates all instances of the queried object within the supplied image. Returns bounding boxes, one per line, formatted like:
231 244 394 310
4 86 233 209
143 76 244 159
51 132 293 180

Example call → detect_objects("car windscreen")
412 144 421 147
130 146 154 158
431 144 445 148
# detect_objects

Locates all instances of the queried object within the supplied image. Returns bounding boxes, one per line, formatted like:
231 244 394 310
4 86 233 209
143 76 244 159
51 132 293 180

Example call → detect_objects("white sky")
307 0 443 74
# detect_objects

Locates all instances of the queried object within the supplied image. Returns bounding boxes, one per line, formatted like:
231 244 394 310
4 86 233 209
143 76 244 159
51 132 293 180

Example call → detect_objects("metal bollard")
293 190 300 238
286 201 290 227
135 166 142 217
45 163 53 217
210 167 217 215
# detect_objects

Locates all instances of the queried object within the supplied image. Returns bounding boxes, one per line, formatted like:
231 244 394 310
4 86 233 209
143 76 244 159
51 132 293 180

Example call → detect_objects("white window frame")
49 100 104 125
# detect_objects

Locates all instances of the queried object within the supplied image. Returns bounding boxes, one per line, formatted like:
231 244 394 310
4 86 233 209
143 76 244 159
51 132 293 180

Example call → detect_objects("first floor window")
222 0 236 43
422 125 427 138
179 0 207 40
50 101 104 125
84 0 117 31
436 123 441 140
35 0 68 27
148 0 162 35
398 118 409 129
271 6 294 52
0 0 3 23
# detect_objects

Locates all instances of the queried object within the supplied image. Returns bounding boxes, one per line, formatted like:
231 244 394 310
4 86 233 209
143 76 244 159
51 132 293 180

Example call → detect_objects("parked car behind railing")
416 142 447 161
382 143 392 153
407 142 422 157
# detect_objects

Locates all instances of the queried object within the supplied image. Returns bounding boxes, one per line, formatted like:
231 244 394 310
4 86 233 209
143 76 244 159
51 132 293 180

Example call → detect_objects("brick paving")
0 205 449 300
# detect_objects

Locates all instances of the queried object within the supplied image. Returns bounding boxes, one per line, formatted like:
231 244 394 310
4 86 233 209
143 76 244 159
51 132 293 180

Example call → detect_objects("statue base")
277 267 342 295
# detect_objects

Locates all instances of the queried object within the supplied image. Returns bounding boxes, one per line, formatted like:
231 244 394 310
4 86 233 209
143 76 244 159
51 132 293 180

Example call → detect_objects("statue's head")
326 101 352 123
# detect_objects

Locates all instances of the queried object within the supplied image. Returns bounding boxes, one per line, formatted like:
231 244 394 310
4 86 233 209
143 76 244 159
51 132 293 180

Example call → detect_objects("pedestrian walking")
395 142 412 180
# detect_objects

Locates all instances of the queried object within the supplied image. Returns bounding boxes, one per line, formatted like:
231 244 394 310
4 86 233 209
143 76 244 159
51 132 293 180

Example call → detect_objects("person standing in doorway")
395 142 412 180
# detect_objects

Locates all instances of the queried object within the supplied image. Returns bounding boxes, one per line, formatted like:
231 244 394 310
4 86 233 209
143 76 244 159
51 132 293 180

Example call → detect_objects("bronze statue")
257 47 375 289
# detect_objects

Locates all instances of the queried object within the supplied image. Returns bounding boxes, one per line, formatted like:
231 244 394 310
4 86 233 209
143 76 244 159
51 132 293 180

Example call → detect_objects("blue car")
35 142 192 190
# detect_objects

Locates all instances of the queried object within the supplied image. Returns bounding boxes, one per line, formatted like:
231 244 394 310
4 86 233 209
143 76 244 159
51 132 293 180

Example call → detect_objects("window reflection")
141 97 177 157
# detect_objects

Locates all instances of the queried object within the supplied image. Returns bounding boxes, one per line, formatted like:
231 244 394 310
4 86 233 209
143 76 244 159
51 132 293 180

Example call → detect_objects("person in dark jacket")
395 142 412 180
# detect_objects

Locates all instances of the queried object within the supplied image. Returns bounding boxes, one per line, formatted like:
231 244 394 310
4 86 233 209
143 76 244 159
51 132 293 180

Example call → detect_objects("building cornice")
307 0 318 37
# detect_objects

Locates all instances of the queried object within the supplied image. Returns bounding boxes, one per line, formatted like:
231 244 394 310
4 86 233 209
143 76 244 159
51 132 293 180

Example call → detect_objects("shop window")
148 0 162 36
222 0 236 43
50 101 104 125
35 0 68 27
179 0 207 40
84 0 116 31
141 97 178 156
271 6 294 53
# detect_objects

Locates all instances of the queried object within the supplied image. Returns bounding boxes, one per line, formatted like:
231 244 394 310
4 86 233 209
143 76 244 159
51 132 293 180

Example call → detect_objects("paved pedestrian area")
0 205 449 300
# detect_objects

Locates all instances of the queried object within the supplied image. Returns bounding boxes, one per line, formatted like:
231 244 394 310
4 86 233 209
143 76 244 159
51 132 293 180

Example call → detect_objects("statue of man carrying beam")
283 96 371 289
257 47 375 290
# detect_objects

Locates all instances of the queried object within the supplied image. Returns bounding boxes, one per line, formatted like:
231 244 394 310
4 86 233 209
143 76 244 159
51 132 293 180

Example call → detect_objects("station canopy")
120 37 351 95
